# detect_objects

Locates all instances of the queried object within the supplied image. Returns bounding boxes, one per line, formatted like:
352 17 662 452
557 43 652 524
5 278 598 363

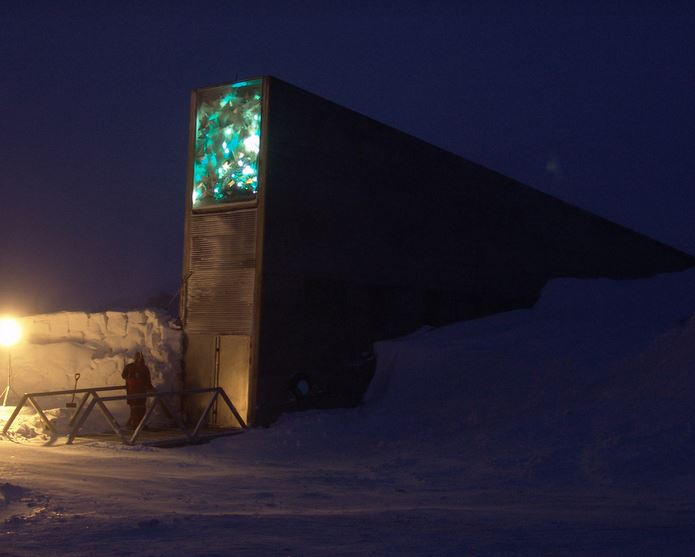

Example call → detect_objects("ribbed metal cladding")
186 209 257 334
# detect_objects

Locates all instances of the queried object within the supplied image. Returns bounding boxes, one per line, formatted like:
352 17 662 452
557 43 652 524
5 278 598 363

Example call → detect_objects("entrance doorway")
184 334 250 426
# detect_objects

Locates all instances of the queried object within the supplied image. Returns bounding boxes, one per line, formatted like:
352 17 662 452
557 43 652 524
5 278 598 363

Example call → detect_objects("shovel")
66 373 81 408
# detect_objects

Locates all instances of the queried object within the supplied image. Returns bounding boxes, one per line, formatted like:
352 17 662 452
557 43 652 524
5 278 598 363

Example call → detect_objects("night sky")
2 2 694 316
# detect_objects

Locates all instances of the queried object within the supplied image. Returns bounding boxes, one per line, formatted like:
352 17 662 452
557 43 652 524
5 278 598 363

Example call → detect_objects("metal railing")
1 386 246 446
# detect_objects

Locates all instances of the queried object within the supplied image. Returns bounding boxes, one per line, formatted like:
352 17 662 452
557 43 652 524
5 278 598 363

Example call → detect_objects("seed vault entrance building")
180 76 694 427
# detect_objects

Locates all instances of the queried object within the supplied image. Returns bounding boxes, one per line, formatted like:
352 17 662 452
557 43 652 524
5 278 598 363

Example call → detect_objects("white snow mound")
363 268 695 486
0 309 182 438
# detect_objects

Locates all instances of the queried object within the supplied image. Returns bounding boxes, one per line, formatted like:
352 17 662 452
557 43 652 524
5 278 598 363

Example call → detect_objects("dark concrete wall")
253 76 694 423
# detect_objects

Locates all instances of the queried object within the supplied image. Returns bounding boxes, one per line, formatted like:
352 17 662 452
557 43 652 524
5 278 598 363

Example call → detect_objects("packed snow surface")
2 270 695 555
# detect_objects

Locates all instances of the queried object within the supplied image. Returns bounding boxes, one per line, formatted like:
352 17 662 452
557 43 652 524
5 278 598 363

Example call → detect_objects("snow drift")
0 309 182 437
10 309 182 394
363 268 695 488
249 268 695 492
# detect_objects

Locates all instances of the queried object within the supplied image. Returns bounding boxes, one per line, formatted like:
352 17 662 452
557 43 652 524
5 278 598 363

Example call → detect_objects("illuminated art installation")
192 79 263 209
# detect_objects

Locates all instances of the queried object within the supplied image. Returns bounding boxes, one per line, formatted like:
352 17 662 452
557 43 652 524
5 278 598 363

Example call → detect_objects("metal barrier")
1 386 124 436
1 386 246 446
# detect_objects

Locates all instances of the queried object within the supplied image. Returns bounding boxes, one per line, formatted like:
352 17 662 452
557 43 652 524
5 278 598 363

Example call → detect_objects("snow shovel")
66 373 81 408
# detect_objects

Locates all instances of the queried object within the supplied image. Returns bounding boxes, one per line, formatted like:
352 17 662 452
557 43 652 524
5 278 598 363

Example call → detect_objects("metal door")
217 335 250 425
183 333 217 424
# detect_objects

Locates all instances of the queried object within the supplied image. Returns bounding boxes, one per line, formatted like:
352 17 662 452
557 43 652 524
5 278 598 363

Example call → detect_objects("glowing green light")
192 79 262 209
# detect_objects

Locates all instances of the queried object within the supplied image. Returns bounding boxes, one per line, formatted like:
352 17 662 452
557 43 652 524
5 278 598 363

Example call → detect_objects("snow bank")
11 309 182 395
0 309 182 437
227 267 695 492
363 268 695 488
368 269 695 418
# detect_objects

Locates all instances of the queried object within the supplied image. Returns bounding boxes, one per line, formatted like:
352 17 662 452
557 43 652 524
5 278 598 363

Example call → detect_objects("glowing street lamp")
0 317 22 406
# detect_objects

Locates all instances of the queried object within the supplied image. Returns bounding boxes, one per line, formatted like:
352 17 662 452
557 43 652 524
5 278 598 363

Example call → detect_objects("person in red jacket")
121 351 154 429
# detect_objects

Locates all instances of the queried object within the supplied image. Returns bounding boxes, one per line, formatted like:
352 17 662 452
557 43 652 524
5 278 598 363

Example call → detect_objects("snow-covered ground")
2 270 695 555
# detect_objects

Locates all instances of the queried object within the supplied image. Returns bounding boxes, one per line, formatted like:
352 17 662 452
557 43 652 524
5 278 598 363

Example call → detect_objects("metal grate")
186 210 258 334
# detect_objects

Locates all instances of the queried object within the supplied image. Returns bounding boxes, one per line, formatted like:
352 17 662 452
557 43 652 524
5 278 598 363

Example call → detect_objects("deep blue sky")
2 2 694 315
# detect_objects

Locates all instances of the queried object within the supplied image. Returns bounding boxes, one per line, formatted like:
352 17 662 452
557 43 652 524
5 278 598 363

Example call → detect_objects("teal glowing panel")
192 79 262 209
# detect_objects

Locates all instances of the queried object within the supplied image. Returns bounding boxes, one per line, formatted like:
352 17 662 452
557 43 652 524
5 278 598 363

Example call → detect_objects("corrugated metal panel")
186 210 257 334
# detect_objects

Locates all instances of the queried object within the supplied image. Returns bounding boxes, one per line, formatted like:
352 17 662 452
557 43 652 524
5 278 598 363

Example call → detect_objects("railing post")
68 396 98 444
192 391 219 437
1 394 29 436
216 387 247 429
26 395 56 434
158 394 194 441
93 394 127 442
128 396 160 445
69 391 93 426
